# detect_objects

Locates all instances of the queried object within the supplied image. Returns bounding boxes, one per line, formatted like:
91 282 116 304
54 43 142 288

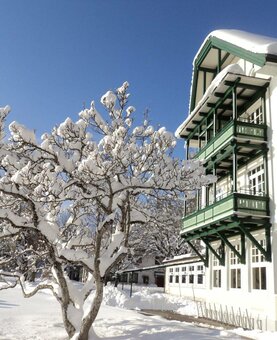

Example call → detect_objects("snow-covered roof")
163 253 202 264
197 29 277 60
183 29 277 122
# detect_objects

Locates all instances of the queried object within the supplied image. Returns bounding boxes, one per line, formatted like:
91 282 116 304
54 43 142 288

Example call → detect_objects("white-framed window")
169 267 173 284
249 105 263 124
230 244 241 289
196 265 204 285
181 266 186 272
251 239 267 290
189 274 194 284
248 164 265 196
212 255 221 288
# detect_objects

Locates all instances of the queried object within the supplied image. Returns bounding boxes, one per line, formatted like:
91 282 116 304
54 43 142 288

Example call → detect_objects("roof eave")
190 36 272 112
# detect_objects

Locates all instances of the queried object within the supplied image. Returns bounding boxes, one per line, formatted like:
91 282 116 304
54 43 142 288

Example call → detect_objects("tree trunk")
76 279 104 340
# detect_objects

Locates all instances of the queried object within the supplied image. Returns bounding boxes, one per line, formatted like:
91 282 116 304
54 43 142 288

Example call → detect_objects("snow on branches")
0 82 216 339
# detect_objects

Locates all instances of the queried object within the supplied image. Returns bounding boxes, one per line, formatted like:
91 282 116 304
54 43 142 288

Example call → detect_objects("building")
175 29 277 331
164 254 205 298
119 255 165 287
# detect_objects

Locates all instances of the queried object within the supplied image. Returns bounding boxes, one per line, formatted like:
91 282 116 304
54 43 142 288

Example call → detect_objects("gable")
190 30 277 113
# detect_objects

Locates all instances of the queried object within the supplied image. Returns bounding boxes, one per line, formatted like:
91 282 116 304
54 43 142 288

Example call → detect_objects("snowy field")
0 284 276 340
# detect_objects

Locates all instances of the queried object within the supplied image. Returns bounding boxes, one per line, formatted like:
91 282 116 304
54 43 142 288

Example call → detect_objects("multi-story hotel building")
168 29 277 331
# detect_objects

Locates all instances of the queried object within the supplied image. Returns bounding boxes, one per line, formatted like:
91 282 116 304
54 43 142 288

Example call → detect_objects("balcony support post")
213 165 217 203
232 86 237 120
213 109 216 137
217 49 221 74
186 139 190 160
262 91 267 125
241 232 246 265
263 151 269 198
265 223 272 262
232 144 238 192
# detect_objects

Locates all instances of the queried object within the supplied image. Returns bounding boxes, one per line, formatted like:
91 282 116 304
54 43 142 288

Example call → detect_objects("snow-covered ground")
0 283 276 339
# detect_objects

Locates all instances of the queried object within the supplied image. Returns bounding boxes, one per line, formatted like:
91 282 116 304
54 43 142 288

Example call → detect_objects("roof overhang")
177 72 270 139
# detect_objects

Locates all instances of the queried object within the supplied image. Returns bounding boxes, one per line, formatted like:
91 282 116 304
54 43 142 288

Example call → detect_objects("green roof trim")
190 35 269 112
211 37 266 67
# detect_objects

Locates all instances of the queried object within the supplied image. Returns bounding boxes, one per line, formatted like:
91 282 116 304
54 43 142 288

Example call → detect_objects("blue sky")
1 0 277 157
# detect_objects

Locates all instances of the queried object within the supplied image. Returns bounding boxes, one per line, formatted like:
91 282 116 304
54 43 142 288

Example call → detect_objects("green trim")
187 240 208 267
190 35 268 112
238 224 271 261
201 238 225 266
195 40 213 68
181 192 269 234
211 37 266 67
195 120 267 163
217 232 246 264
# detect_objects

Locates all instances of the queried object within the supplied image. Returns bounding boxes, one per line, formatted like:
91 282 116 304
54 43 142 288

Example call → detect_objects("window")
213 255 221 288
213 270 221 288
248 165 265 196
120 273 128 283
230 244 241 289
189 274 194 284
182 275 186 284
175 267 180 272
249 105 263 124
175 275 179 283
142 275 149 284
189 266 194 271
169 275 173 283
230 269 241 288
169 268 174 273
252 240 267 290
253 267 266 290
129 273 138 284
197 274 203 284
196 264 204 285
181 266 186 272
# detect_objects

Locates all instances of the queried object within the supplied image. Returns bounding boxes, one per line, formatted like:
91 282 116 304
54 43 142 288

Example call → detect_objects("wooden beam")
186 240 209 267
201 238 225 266
238 224 271 262
216 232 246 264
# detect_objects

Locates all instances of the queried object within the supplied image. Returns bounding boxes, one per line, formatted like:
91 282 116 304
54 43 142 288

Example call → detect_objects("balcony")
181 192 269 241
195 120 267 162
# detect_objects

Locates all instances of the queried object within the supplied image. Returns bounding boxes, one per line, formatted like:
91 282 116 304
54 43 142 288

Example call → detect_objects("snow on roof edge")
163 253 203 264
195 29 277 67
175 64 245 138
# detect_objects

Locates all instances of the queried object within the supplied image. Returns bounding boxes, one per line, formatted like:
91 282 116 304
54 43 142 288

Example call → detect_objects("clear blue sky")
1 0 277 157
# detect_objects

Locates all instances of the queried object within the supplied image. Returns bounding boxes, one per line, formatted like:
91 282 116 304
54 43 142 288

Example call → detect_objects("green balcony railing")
181 192 269 233
195 120 267 161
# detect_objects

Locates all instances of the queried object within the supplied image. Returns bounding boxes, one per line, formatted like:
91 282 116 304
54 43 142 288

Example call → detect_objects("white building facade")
173 29 277 331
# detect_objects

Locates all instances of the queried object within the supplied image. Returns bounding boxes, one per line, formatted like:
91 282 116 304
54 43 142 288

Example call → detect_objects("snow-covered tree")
124 194 188 268
0 83 216 339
